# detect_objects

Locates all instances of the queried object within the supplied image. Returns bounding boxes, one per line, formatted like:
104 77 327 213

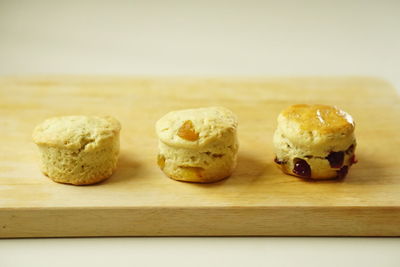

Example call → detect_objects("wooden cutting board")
0 76 399 238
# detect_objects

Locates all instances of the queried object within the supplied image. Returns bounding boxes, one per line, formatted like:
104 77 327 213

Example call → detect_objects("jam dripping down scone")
155 107 239 183
273 104 357 179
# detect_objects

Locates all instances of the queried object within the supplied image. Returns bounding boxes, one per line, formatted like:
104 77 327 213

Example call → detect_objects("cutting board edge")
1 206 399 238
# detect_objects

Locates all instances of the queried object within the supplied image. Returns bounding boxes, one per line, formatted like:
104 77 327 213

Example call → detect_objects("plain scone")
156 107 239 183
273 104 356 179
32 115 121 185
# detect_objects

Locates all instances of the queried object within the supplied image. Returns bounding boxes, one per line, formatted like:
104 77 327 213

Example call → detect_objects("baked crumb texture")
156 107 239 183
273 104 356 179
33 116 121 185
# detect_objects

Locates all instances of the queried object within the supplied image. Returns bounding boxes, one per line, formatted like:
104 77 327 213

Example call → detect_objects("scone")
32 115 121 185
156 107 239 183
273 104 356 179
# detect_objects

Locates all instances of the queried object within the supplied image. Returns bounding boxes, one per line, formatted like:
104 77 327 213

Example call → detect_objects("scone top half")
275 104 355 156
156 107 239 183
33 116 121 185
33 116 121 151
156 107 238 149
274 104 356 179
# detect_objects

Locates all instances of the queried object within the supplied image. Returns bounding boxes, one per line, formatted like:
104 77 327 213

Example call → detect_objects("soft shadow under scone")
32 115 121 185
273 104 357 179
156 107 239 183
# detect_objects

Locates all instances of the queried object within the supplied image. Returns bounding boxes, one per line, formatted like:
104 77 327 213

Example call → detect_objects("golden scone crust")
33 116 121 185
156 107 238 183
281 104 354 134
273 104 356 180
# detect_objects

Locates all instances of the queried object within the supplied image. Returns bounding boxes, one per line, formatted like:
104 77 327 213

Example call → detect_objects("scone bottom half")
273 104 357 180
32 115 121 185
156 107 239 183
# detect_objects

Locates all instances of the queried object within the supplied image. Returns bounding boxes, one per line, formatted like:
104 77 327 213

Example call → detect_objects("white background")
0 1 399 266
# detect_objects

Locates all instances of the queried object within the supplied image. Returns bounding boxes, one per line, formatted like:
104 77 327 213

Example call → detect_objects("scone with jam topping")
273 104 356 179
156 107 239 183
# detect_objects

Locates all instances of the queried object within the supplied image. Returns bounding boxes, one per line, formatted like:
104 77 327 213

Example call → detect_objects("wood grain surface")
0 76 399 237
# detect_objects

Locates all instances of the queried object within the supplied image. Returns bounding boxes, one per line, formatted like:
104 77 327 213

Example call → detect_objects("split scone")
273 104 356 179
33 116 121 185
156 107 239 183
